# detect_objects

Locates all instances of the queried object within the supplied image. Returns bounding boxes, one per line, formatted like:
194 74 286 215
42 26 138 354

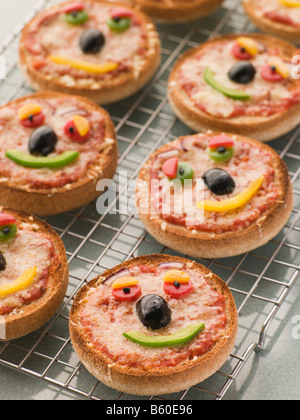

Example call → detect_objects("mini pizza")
69 254 238 395
135 132 293 259
0 91 118 216
19 0 161 104
0 207 68 341
168 34 300 141
243 0 300 43
130 0 225 23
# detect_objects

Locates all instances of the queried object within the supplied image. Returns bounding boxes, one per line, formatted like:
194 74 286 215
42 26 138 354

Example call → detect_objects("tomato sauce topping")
80 263 227 370
148 134 281 234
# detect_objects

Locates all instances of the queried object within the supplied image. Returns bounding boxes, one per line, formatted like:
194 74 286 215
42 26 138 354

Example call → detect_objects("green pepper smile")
123 323 205 348
204 67 251 100
5 150 80 169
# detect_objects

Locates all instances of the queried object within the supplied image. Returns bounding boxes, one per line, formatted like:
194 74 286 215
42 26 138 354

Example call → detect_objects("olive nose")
29 125 57 157
136 294 171 330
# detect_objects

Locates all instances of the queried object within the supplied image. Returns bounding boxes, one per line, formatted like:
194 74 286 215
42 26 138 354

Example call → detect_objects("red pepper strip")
0 214 16 226
162 157 178 179
110 7 134 19
209 135 234 150
62 2 85 13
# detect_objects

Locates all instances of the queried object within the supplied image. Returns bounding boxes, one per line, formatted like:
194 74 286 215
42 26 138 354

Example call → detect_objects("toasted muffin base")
132 0 225 23
168 34 300 142
0 207 69 341
243 0 300 43
69 254 238 395
136 133 294 259
19 1 161 104
0 91 118 216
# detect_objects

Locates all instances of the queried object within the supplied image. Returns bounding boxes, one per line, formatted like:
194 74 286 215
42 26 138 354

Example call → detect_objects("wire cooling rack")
0 0 299 401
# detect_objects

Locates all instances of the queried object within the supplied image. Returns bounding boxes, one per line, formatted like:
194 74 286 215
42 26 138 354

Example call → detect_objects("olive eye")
107 17 131 33
18 103 45 128
64 9 88 25
112 277 142 302
176 162 194 183
208 146 234 163
228 61 256 84
64 115 90 143
163 270 194 299
79 29 105 54
0 213 17 243
29 126 58 156
203 168 235 196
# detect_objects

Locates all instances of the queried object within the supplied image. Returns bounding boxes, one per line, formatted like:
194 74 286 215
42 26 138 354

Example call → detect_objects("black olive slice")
0 251 6 271
29 125 58 157
203 168 235 196
228 61 256 84
136 294 171 330
79 28 105 54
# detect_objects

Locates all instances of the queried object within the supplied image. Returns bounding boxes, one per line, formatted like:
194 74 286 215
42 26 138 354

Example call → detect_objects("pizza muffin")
0 91 118 216
168 34 300 141
0 207 68 341
69 254 238 395
136 132 293 259
19 0 161 104
243 0 300 43
130 0 225 23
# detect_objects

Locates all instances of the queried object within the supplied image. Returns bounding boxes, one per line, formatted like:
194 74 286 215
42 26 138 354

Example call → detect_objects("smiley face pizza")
243 0 300 42
168 34 300 141
136 132 293 259
0 91 118 216
130 0 225 23
0 207 68 341
69 255 238 395
19 1 161 104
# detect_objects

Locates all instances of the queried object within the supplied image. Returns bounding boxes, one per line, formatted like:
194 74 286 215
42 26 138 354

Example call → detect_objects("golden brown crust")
132 0 225 23
243 0 300 43
168 33 300 142
0 207 69 341
0 91 118 216
136 132 294 259
69 254 238 395
19 0 161 104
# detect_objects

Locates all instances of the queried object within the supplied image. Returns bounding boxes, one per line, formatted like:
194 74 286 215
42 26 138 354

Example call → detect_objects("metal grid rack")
0 0 299 400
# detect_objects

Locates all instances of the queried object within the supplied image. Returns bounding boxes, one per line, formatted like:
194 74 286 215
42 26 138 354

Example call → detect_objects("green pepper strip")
5 150 80 169
123 323 205 348
204 67 251 100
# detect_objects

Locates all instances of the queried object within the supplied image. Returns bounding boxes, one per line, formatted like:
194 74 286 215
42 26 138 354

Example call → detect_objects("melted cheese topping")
175 39 299 118
0 222 54 314
24 2 153 84
80 264 227 370
246 0 300 27
148 134 281 234
0 96 107 189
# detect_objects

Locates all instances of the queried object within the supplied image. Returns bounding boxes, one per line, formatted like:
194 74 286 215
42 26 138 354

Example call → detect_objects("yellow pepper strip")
237 37 259 56
197 176 264 213
0 266 37 299
269 59 289 79
72 115 90 137
18 103 42 120
163 270 190 284
112 277 139 290
279 0 300 6
48 55 119 74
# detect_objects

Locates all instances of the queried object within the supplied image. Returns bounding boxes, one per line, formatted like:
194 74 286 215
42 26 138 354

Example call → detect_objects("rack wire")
0 0 299 400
